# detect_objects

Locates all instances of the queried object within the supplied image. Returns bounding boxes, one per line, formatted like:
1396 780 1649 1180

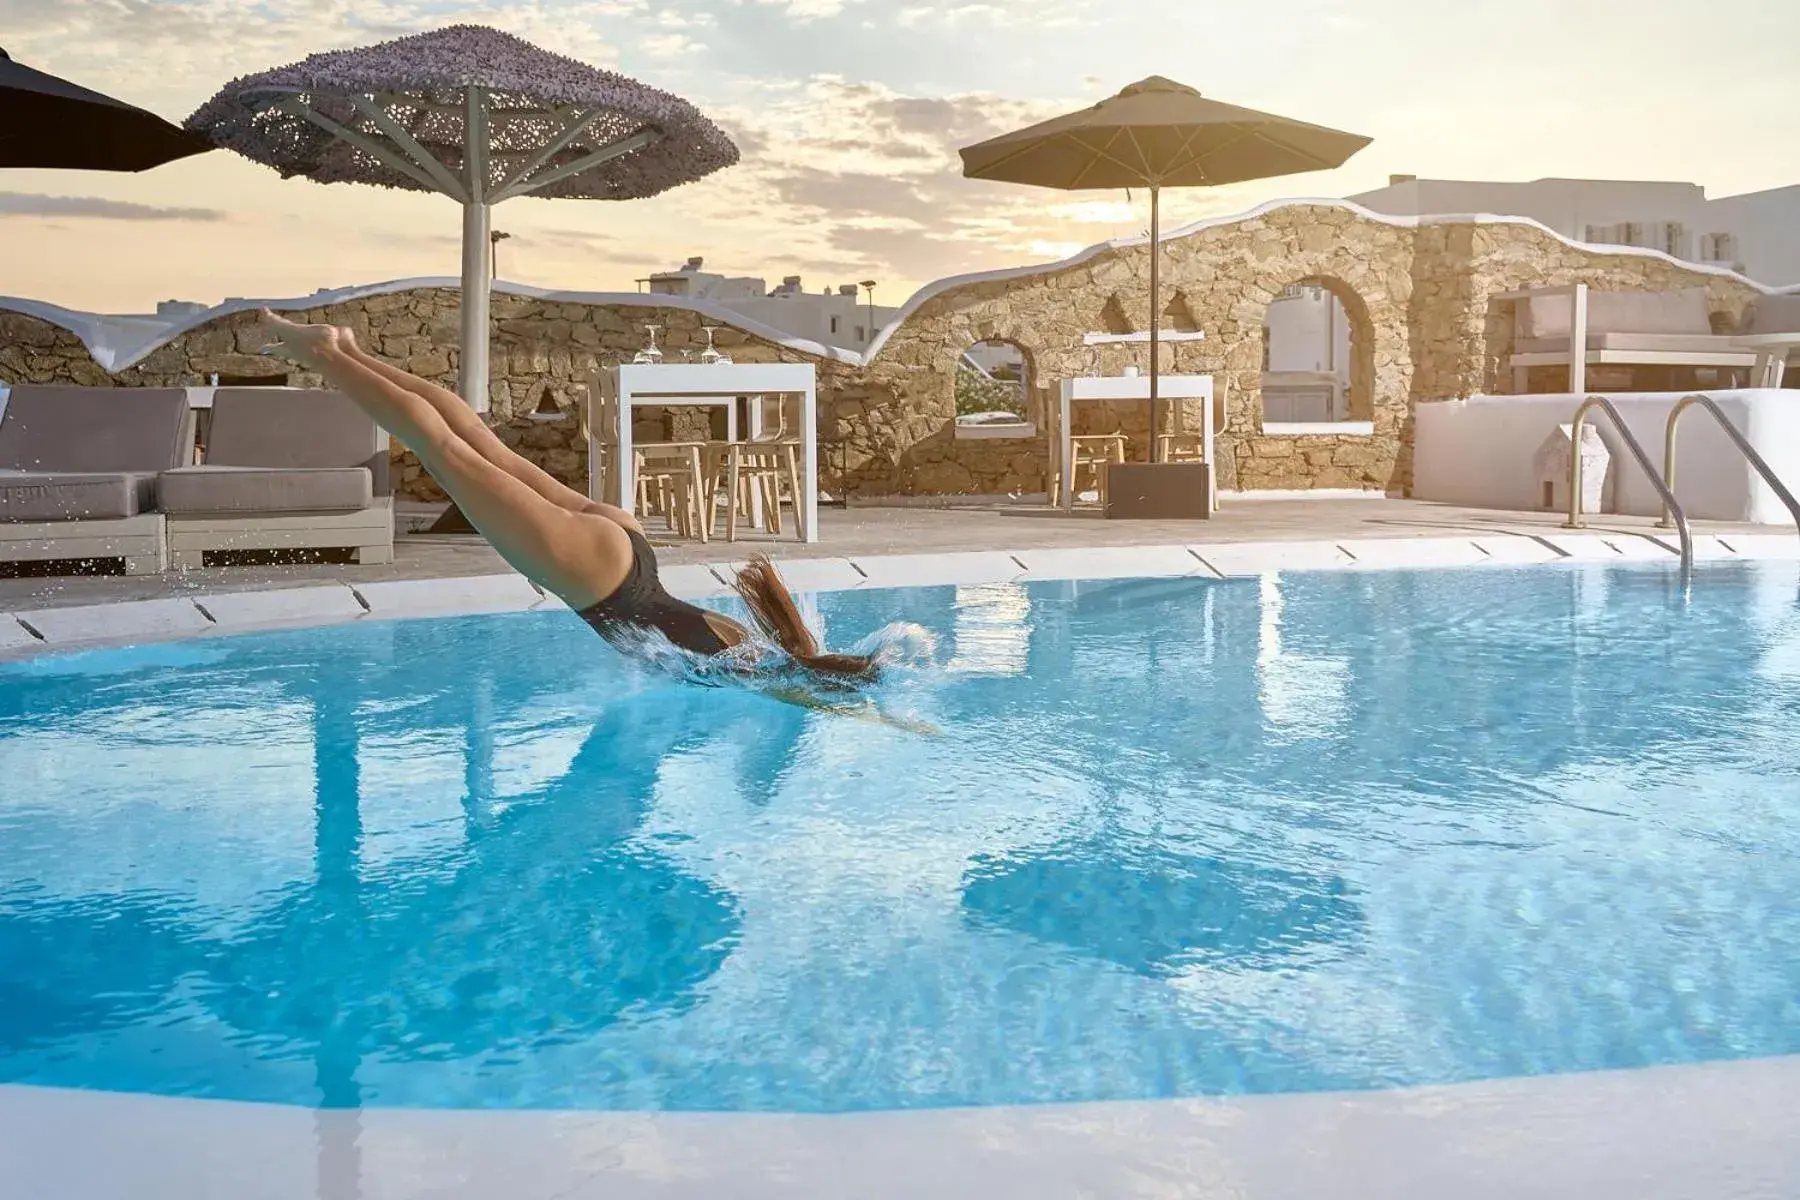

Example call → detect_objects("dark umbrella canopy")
0 46 214 171
185 24 741 413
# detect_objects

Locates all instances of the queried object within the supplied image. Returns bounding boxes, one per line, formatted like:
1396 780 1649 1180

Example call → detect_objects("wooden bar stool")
634 441 710 542
1053 433 1128 506
719 441 805 541
713 398 806 542
1156 432 1207 462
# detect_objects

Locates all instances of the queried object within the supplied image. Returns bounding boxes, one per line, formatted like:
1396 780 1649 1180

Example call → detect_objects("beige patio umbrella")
959 76 1371 456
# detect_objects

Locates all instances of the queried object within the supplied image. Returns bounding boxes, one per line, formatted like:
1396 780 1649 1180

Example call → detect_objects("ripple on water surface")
2 562 1799 1111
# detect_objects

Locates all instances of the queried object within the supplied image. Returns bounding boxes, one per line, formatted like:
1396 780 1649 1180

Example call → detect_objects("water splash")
599 620 940 699
852 622 939 671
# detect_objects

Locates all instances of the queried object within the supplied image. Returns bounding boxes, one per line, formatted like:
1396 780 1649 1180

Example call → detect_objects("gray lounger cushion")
1749 293 1800 334
158 465 372 514
0 470 157 520
0 385 192 473
203 387 389 494
1515 287 1713 340
0 386 193 523
161 387 388 515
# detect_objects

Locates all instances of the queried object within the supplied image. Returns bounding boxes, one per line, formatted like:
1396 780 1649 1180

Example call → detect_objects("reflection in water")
961 845 1362 975
0 894 194 1054
200 708 741 1094
0 615 745 1111
6 565 1800 1119
1255 573 1349 736
946 584 1032 676
308 679 366 1198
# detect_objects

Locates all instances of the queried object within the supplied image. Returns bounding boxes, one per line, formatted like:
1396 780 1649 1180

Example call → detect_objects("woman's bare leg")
261 312 632 606
333 334 647 533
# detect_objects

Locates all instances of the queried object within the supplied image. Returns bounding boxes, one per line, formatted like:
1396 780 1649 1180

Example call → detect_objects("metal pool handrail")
1566 394 1693 573
1660 392 1800 554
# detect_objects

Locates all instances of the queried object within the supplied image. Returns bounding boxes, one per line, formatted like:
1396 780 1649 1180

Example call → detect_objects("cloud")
679 76 1134 287
0 0 655 118
653 9 717 27
768 168 940 223
0 192 228 222
891 3 1021 28
641 32 704 57
749 0 858 19
505 225 618 248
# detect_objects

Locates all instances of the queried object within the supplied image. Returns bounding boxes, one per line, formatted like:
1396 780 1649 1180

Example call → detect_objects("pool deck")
6 1055 1798 1199
1 496 1794 616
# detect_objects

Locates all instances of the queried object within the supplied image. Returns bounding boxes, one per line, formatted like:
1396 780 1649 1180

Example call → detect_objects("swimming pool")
2 561 1798 1114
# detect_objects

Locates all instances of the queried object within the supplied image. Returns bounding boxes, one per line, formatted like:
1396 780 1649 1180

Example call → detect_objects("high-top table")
1054 373 1215 511
586 362 819 543
1733 333 1800 389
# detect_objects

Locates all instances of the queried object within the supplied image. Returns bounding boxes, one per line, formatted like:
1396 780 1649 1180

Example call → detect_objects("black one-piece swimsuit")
575 527 731 657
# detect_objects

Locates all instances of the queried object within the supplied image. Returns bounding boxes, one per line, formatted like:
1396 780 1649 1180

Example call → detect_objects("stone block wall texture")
1 203 1764 501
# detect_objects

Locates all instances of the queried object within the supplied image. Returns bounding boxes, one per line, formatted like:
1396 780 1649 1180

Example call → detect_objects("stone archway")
955 337 1040 425
1254 276 1376 426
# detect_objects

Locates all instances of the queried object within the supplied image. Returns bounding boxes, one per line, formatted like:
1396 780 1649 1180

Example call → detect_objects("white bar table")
1733 333 1800 388
1055 373 1214 511
589 362 819 544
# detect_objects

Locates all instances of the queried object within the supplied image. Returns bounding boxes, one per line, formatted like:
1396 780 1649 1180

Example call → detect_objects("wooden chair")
634 441 710 542
1156 432 1207 462
1053 433 1128 506
713 397 805 542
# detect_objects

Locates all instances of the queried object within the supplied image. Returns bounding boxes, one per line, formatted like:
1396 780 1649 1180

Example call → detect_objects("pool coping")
4 1054 1798 1198
2 528 1797 661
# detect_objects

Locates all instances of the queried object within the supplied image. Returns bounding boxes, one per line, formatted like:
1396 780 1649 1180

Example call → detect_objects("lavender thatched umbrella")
186 25 739 411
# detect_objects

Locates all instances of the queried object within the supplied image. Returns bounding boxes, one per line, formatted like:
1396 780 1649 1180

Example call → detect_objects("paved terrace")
0 497 1792 614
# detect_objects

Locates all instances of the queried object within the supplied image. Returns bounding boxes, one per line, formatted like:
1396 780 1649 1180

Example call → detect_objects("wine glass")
704 325 734 365
632 323 664 364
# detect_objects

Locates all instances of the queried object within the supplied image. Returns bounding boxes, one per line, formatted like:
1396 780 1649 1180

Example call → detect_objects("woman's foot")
260 308 346 370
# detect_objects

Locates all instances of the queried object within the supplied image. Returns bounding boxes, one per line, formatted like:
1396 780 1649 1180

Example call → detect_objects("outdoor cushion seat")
158 464 373 515
0 385 193 477
1748 293 1800 334
1514 286 1713 339
0 385 193 575
157 388 392 569
1513 332 1750 355
0 468 157 521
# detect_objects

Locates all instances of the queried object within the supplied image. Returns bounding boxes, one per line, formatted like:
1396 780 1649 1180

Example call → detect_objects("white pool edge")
4 1054 1798 1199
2 530 1797 661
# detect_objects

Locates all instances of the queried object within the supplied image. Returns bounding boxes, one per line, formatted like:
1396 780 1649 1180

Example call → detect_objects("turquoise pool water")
2 562 1799 1112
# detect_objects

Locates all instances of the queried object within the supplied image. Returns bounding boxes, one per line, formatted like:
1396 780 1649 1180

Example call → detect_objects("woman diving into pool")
260 311 927 727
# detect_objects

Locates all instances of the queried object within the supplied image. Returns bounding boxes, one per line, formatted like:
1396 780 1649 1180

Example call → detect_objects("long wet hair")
732 555 879 684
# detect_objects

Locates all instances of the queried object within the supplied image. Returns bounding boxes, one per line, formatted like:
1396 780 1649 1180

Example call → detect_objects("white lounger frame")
166 496 395 569
0 513 167 575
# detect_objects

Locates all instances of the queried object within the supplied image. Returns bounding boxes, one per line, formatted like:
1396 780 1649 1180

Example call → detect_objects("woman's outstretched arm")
762 684 940 735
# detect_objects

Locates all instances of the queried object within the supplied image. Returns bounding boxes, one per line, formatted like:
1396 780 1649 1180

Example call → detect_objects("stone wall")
1 202 1768 501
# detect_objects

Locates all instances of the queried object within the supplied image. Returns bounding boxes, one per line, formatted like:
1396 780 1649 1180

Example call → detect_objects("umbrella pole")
1147 184 1161 462
458 87 492 414
459 199 492 413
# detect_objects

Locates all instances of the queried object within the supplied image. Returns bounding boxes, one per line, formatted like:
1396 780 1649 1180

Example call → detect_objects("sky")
4 0 1798 314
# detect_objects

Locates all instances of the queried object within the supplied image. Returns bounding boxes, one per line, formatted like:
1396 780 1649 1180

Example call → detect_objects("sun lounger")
1734 294 1800 387
1504 284 1757 392
0 385 195 575
157 387 393 568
